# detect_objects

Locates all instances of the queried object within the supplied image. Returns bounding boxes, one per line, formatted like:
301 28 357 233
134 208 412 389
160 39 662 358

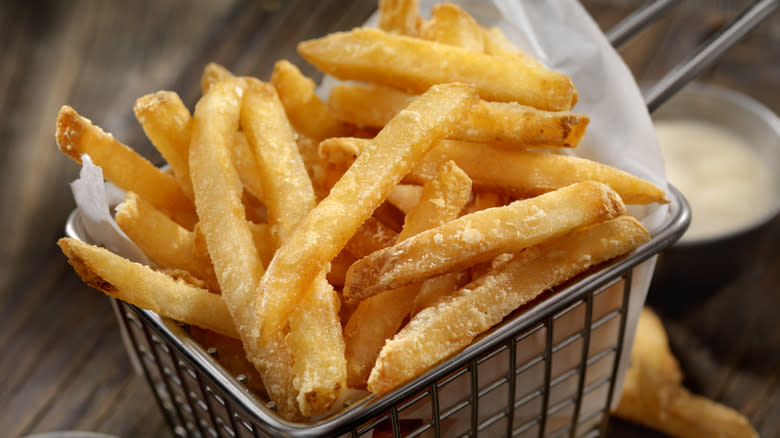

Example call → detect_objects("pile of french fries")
56 0 667 421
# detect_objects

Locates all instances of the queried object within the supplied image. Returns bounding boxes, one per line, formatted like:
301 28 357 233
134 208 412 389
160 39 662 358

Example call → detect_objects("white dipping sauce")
655 119 776 241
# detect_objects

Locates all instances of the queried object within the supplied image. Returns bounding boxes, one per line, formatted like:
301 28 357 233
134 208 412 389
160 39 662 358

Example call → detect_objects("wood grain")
0 0 776 437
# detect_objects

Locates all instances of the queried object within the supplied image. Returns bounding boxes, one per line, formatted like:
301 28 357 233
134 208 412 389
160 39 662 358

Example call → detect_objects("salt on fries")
55 0 667 422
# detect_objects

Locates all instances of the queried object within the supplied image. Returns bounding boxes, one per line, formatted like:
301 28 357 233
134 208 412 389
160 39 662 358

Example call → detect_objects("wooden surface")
0 1 776 437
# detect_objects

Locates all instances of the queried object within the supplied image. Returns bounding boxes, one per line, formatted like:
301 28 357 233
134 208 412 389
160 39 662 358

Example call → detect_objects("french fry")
344 181 627 301
386 184 423 214
321 137 667 204
270 60 348 140
298 27 576 110
367 215 651 394
343 216 398 259
243 79 347 416
257 83 479 341
241 80 317 245
133 91 194 197
56 106 198 229
327 84 588 147
378 0 420 36
344 161 472 387
232 131 265 203
410 271 468 316
201 62 234 95
115 192 220 292
614 309 758 438
419 2 484 52
58 238 237 338
189 78 301 420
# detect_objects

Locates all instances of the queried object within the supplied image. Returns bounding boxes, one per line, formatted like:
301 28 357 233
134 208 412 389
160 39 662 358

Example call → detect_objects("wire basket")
65 185 689 438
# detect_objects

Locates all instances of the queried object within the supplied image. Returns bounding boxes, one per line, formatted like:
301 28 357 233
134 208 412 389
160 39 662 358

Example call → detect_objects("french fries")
257 82 478 341
298 27 576 110
328 83 589 147
344 181 627 301
56 0 672 426
368 215 651 394
58 237 237 339
615 309 758 438
56 106 198 229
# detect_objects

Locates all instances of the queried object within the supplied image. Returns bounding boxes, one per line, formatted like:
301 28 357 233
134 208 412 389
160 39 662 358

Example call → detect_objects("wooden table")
1 1 777 437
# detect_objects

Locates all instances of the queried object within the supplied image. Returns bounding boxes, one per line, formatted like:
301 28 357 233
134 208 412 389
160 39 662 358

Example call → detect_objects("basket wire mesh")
65 0 777 435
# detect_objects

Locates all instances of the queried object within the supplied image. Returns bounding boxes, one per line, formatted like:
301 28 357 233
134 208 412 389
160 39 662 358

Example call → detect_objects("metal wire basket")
65 186 689 438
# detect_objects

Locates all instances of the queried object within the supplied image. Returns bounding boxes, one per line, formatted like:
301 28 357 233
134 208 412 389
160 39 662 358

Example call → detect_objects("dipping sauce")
655 119 776 241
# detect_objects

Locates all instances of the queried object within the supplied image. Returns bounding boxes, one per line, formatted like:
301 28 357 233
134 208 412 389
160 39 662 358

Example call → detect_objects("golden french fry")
344 160 472 388
189 78 301 420
321 137 667 205
378 0 420 36
327 84 588 147
367 215 651 394
343 216 398 259
116 192 220 292
615 309 758 438
241 80 317 245
270 60 348 140
201 62 234 95
133 91 194 197
409 270 468 316
58 238 237 338
257 83 479 341
481 26 546 68
386 184 423 214
298 27 576 110
56 106 198 229
232 131 265 203
420 2 484 52
344 181 627 301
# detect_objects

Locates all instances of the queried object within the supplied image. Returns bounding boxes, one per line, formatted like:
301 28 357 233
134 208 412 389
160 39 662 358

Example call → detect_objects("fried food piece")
378 0 421 36
614 309 758 438
58 238 237 338
116 192 220 292
419 2 484 52
344 181 626 301
56 106 197 229
344 161 472 387
367 216 651 393
298 27 576 110
189 78 301 420
256 83 478 341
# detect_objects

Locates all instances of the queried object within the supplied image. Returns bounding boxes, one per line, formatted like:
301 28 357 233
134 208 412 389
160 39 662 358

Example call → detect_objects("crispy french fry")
133 91 194 197
241 80 317 245
298 27 576 110
367 215 651 394
410 270 468 316
344 161 472 387
420 2 484 52
344 181 627 301
201 62 234 95
343 216 398 259
232 131 265 203
481 26 546 68
257 83 479 341
270 60 348 140
189 78 301 420
321 137 667 204
378 0 420 36
614 309 758 438
56 106 197 229
327 84 588 147
116 192 220 292
58 238 237 338
243 79 347 415
386 184 423 214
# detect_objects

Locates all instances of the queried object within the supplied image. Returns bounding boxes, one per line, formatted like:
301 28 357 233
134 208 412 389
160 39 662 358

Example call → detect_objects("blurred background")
0 0 777 436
